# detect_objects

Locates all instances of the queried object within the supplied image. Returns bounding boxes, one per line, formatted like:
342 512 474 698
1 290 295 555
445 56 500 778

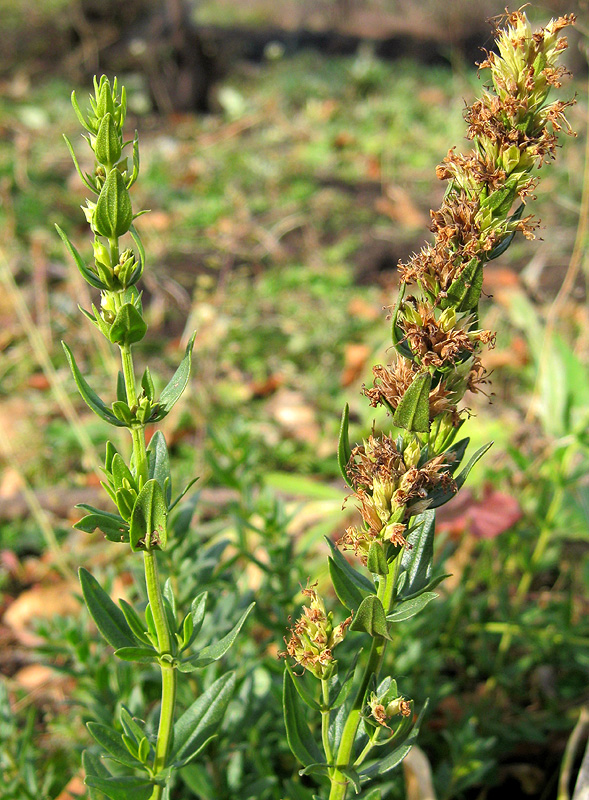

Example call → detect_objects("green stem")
119 340 177 799
328 554 397 800
321 679 333 770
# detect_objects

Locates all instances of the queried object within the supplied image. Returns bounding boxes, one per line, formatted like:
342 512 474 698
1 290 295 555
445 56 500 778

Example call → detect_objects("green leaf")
360 700 429 778
349 595 391 640
387 592 438 622
109 303 147 346
338 403 353 488
129 479 168 552
112 400 134 426
329 653 360 709
283 668 324 767
443 257 484 312
83 749 112 799
169 477 199 511
181 592 207 650
488 205 524 260
393 370 431 433
428 442 493 508
391 283 414 361
177 603 254 671
87 722 138 768
299 763 331 778
79 567 138 650
84 775 154 800
141 367 155 400
367 542 388 576
114 646 159 663
119 599 152 646
83 748 111 779
171 672 235 763
94 169 133 238
148 431 172 505
55 224 105 288
119 707 146 746
95 113 122 166
111 453 136 492
180 763 216 799
62 342 124 426
285 662 321 711
152 333 196 420
74 511 129 544
325 538 375 594
163 578 176 620
328 557 366 612
400 510 435 598
340 768 361 793
128 226 145 284
402 572 450 602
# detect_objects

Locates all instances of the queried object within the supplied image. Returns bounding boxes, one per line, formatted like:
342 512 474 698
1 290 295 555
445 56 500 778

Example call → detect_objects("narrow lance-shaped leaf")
338 403 353 488
177 602 254 672
55 225 105 289
119 598 152 646
62 342 125 426
114 646 159 663
329 556 366 613
387 591 439 623
148 430 172 504
152 332 196 420
74 511 129 544
84 775 154 800
79 567 138 650
427 442 493 509
285 661 321 711
171 672 236 764
61 137 99 194
86 722 139 769
283 668 325 767
325 537 375 594
400 509 436 598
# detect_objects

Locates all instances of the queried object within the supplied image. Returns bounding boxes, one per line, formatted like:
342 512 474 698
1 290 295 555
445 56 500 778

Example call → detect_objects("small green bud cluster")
60 76 143 294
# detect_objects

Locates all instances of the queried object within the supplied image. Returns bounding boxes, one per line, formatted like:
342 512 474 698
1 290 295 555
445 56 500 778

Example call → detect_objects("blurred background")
1 1 589 799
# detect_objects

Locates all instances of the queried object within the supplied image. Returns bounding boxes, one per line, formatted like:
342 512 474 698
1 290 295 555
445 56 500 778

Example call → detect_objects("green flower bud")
403 438 421 468
94 169 133 239
95 113 122 168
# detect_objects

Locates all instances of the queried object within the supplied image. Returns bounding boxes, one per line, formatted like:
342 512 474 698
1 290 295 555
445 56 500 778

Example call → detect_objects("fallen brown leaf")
404 745 437 800
341 343 371 387
3 582 80 645
55 774 86 800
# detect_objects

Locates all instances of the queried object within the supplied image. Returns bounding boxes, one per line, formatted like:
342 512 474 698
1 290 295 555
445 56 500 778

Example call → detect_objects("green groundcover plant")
55 9 575 800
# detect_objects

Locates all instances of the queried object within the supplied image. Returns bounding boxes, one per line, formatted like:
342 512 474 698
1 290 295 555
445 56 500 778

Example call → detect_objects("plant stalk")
328 555 398 800
119 341 177 797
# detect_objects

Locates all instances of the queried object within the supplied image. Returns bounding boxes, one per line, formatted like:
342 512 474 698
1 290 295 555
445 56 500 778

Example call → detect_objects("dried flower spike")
283 13 575 800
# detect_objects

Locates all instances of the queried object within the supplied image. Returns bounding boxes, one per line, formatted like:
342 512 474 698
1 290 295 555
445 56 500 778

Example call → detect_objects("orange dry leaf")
341 343 371 387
